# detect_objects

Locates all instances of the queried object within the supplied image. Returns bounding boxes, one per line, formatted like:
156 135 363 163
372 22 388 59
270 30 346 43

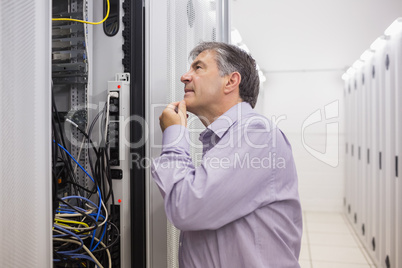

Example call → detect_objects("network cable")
52 0 110 25
52 93 119 266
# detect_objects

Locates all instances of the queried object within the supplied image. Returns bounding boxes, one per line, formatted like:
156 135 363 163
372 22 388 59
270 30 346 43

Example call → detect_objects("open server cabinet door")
51 0 145 267
1 1 52 267
145 0 230 267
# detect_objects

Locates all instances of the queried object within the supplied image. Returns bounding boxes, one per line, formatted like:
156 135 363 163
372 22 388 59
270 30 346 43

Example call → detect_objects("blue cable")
89 213 107 251
93 222 107 251
89 213 105 219
54 254 96 265
57 203 89 214
60 196 101 233
53 225 84 254
56 210 76 214
55 142 103 252
61 195 98 208
60 196 102 251
59 202 88 210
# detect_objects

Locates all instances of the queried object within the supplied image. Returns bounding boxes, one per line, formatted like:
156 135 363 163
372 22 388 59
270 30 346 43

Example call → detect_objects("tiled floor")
300 211 376 268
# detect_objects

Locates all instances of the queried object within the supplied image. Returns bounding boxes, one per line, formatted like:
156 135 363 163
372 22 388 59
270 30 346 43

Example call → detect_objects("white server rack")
371 42 381 264
361 60 368 244
363 54 374 247
344 78 351 222
0 1 52 267
145 0 230 267
393 21 402 268
1 0 229 267
356 62 364 236
343 18 402 268
376 37 387 266
384 36 396 268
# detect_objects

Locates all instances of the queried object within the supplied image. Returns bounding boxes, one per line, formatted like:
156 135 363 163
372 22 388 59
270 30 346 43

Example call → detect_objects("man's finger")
167 101 180 113
167 101 180 109
178 100 187 115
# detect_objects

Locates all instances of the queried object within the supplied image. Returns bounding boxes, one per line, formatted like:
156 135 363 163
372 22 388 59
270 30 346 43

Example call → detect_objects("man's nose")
180 70 192 84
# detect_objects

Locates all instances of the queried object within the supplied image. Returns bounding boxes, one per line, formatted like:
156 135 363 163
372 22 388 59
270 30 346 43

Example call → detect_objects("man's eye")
196 65 202 69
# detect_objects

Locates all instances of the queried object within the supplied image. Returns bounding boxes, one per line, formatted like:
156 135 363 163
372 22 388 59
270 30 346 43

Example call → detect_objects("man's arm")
152 116 280 231
159 100 187 132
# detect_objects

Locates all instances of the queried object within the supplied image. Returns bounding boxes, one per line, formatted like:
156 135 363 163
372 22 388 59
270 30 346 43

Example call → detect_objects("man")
151 42 302 267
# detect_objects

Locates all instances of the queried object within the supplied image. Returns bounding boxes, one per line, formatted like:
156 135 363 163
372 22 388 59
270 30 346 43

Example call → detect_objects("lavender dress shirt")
152 102 302 268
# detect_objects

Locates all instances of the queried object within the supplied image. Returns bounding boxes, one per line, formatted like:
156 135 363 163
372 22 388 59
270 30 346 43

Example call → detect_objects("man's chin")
186 106 194 114
184 103 196 115
183 98 191 107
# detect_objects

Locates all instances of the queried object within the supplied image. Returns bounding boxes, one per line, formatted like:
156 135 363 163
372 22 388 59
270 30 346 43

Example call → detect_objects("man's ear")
223 72 241 94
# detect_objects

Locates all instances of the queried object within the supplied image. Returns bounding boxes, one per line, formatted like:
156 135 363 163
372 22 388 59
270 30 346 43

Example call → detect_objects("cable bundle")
53 196 119 268
52 93 119 267
51 2 119 266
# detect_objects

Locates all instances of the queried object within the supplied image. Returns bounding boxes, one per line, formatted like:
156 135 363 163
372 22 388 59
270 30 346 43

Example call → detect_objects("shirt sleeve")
151 122 280 231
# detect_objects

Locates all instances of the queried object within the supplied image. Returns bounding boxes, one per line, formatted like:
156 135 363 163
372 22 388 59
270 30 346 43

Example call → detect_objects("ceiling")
231 0 402 74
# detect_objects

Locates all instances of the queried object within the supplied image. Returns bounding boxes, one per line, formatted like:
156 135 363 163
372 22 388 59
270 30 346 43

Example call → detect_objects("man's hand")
159 100 188 132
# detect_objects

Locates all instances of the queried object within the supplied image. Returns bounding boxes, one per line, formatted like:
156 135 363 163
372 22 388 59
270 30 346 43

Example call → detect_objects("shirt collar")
199 102 254 141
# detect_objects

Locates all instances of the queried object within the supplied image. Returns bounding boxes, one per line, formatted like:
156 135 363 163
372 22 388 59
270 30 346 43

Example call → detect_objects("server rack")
51 0 145 267
0 1 53 267
1 0 229 267
394 22 402 268
343 18 402 268
145 1 230 267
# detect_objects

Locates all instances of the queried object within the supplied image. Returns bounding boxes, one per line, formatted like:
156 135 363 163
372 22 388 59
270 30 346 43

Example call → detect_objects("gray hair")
189 42 260 108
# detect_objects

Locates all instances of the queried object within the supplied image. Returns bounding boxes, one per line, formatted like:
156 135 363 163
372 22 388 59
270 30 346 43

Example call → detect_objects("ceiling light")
384 18 402 36
238 43 250 53
360 50 374 61
346 67 356 76
231 28 242 45
370 36 387 51
352 60 364 69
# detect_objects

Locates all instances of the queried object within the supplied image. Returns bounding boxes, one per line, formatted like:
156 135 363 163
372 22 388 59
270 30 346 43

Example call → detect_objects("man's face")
181 50 226 116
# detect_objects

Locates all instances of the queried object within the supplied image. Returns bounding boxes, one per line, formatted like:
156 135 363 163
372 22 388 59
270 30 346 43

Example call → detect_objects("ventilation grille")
166 0 218 267
0 1 52 267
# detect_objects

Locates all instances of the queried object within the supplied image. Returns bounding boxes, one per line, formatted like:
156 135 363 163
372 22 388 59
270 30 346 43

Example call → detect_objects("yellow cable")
55 222 74 229
52 0 110 25
55 219 89 228
54 221 91 235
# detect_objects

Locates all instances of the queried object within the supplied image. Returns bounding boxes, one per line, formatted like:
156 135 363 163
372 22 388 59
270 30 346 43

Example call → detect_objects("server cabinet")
395 28 402 268
356 63 364 236
344 78 351 219
387 19 402 268
352 68 358 225
374 38 387 264
383 36 396 268
145 0 230 267
344 19 402 267
358 61 368 244
370 42 381 263
344 74 356 225
0 1 52 267
51 0 145 267
363 53 374 247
